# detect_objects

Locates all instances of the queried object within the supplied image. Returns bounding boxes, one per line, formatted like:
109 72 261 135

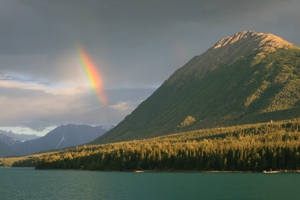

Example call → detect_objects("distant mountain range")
0 139 19 158
0 130 41 142
91 31 300 145
12 124 114 155
0 133 22 147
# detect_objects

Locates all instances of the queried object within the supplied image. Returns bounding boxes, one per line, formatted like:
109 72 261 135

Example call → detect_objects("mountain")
12 124 114 155
0 130 41 142
0 133 22 147
91 31 300 144
0 139 19 158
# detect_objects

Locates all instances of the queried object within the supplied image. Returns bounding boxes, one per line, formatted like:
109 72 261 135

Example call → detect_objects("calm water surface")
0 167 299 200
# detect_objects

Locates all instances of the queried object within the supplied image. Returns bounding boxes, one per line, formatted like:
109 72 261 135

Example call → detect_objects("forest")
11 118 300 172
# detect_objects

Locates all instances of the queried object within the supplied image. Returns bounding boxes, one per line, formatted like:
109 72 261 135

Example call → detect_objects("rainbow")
77 46 108 106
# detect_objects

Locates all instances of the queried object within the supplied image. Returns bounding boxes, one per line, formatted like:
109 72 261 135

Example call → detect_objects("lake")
0 167 299 200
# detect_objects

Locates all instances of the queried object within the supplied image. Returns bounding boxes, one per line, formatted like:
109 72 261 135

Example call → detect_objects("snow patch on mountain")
56 134 65 148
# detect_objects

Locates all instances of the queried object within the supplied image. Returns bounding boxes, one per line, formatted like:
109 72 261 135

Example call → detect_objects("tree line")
12 119 300 171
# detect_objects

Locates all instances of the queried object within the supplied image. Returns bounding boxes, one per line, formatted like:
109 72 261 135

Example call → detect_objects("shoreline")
132 170 300 173
33 168 300 173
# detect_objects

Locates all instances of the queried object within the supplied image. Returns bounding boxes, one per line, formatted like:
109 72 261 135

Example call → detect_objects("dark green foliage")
91 48 300 145
29 119 300 171
11 157 38 167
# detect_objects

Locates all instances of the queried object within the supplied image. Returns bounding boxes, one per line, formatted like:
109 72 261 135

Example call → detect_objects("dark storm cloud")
1 0 299 86
1 0 300 85
6 0 298 53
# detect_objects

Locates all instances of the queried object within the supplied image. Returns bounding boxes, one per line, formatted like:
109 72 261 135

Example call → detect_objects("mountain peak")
167 31 299 83
213 31 296 51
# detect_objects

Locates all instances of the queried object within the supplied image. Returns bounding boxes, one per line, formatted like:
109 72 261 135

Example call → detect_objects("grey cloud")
0 72 15 81
0 70 52 86
0 86 155 131
1 1 300 73
2 0 299 56
38 81 52 86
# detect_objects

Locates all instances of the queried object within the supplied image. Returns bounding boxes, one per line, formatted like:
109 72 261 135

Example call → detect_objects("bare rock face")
167 31 299 83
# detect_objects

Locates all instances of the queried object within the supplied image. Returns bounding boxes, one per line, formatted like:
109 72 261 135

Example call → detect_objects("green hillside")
91 31 300 145
14 118 300 171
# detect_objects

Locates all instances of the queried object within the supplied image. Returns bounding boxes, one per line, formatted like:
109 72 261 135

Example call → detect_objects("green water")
0 168 299 200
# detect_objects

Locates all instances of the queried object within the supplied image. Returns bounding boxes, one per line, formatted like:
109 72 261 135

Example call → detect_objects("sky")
0 0 300 136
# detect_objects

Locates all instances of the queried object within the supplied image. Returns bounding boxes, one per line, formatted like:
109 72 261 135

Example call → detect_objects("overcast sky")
0 0 300 136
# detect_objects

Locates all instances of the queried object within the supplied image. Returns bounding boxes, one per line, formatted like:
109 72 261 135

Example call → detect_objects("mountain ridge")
0 130 41 142
12 124 114 155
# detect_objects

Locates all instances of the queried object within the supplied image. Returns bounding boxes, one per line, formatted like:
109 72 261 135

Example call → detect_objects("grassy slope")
92 48 300 144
